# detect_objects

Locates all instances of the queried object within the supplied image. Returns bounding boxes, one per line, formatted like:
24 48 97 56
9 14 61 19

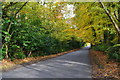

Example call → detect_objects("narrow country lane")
2 47 91 78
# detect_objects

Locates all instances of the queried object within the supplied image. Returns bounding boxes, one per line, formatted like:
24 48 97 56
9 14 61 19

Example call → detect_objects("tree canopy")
1 2 120 61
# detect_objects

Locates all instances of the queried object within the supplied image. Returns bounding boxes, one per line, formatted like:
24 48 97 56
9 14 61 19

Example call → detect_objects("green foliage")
106 44 120 61
113 44 120 47
1 2 84 60
0 49 3 60
92 44 110 52
13 52 26 59
92 43 120 61
2 2 119 62
73 2 119 45
0 48 6 60
74 2 120 62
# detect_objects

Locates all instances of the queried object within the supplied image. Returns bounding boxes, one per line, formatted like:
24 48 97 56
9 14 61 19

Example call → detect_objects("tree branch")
14 2 28 17
113 11 118 21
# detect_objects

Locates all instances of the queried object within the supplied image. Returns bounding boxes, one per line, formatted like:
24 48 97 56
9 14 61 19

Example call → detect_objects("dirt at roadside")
90 50 120 80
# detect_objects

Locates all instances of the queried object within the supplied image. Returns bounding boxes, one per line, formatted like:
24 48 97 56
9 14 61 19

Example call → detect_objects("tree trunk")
5 45 9 59
118 1 120 43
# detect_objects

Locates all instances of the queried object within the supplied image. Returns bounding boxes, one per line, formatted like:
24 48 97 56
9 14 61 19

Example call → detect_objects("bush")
92 43 110 52
106 44 120 61
13 52 26 59
2 23 85 60
92 43 120 61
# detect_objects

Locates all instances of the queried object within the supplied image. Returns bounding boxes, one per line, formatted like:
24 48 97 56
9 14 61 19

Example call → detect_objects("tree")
99 1 120 43
1 2 84 60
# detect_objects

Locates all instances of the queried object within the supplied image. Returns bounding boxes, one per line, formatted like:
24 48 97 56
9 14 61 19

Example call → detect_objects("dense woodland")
1 2 120 61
